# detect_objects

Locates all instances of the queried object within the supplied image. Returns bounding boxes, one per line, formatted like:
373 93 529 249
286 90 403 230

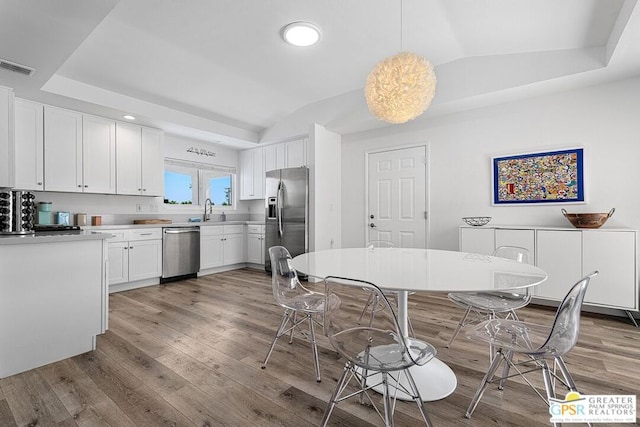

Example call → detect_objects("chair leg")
498 350 513 390
308 313 321 382
466 350 504 418
262 310 291 368
358 292 375 324
381 372 394 427
447 305 472 348
554 357 578 392
289 311 297 344
320 363 352 427
405 368 433 427
541 360 560 427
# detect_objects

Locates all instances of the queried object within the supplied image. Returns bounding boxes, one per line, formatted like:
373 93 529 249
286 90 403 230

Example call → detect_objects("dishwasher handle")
164 228 200 234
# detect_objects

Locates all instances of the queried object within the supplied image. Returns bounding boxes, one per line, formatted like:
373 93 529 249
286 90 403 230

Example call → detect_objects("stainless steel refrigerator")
265 167 309 272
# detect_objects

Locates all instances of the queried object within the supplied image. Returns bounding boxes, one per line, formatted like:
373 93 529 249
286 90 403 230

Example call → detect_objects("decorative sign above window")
492 148 584 204
186 147 216 157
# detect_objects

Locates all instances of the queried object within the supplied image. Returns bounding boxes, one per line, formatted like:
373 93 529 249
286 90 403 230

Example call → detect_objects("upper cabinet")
240 147 264 200
0 86 15 188
44 106 116 194
264 138 308 172
14 99 44 191
264 143 286 172
116 123 163 196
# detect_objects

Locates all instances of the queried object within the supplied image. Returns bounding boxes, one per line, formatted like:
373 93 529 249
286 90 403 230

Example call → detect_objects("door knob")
369 223 377 228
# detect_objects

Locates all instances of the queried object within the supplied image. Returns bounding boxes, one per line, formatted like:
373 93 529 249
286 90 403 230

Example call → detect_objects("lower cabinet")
107 228 162 286
247 224 265 265
460 225 638 312
200 224 245 269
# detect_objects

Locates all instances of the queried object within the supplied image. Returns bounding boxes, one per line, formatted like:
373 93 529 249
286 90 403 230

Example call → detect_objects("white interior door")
367 146 427 248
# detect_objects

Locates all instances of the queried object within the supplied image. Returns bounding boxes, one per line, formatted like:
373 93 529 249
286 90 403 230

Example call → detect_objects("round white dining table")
291 247 548 401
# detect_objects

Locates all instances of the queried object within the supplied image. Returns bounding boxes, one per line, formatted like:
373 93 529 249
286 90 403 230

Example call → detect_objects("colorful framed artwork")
493 148 584 204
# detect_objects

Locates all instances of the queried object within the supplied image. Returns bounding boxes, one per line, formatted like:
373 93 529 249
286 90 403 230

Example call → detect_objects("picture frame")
492 148 584 205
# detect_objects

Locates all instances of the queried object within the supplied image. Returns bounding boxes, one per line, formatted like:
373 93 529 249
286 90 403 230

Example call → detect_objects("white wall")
342 76 640 250
309 124 342 251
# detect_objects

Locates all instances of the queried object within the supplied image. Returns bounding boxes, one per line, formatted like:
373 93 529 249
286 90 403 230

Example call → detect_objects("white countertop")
0 231 110 245
83 220 265 230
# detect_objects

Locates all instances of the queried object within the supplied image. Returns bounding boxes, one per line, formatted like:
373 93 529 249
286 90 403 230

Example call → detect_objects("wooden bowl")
561 208 615 229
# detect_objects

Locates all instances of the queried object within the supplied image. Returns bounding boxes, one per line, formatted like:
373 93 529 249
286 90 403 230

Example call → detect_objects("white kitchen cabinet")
459 227 494 255
246 224 265 265
44 106 82 192
240 147 264 200
264 143 286 172
285 138 307 168
44 106 116 194
116 123 163 196
107 228 162 286
82 114 116 194
13 98 44 191
459 225 639 314
0 86 14 189
583 231 636 309
495 228 535 264
200 225 245 269
536 230 582 301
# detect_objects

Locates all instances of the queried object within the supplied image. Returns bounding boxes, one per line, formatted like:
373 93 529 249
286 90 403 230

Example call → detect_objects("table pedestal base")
365 358 457 402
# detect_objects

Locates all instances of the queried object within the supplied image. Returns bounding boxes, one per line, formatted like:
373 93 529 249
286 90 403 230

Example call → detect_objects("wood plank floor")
1 268 639 426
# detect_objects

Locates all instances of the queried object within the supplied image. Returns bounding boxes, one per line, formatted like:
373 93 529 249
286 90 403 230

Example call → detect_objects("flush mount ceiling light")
364 1 437 124
123 114 136 120
281 22 321 47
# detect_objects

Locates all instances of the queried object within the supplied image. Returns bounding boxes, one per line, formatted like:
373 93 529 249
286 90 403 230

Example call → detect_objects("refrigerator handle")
277 182 284 237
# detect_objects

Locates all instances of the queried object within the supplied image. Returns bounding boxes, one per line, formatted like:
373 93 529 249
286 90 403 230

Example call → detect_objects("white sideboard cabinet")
460 225 639 319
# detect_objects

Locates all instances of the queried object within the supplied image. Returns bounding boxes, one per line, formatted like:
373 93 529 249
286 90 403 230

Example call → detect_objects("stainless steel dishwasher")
161 226 200 283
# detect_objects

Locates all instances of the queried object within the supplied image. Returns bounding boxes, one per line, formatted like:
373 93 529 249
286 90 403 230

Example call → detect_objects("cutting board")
133 219 173 224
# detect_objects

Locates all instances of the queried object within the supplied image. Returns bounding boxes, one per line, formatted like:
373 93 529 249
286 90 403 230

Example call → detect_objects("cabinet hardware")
37 182 42 185
129 246 133 249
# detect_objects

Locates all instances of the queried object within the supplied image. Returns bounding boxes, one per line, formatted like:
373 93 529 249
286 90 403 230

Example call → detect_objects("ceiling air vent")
0 58 35 76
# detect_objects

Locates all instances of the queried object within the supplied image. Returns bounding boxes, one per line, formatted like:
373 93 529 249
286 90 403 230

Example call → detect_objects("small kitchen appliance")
0 189 36 235
38 201 52 225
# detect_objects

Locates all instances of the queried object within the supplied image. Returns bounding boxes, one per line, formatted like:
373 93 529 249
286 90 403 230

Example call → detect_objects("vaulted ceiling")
1 0 639 148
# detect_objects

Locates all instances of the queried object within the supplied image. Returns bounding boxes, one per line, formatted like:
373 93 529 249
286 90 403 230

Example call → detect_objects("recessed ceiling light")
123 115 136 120
281 22 321 47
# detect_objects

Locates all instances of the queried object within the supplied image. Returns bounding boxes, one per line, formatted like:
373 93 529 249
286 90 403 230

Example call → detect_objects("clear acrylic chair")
360 240 416 337
321 276 436 427
447 246 531 351
465 271 598 424
261 246 325 382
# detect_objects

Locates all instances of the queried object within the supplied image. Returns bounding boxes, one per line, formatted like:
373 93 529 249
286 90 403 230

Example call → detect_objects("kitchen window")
164 159 235 210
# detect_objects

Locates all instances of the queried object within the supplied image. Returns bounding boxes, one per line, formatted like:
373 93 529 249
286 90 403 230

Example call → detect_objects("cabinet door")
459 227 494 255
107 242 129 285
0 86 14 188
583 231 636 309
264 143 286 172
247 233 263 264
141 127 163 196
224 233 245 265
116 122 142 195
535 230 582 301
128 239 162 281
201 234 224 269
83 114 116 194
240 148 264 200
495 229 535 263
286 138 306 168
44 106 83 192
14 99 44 191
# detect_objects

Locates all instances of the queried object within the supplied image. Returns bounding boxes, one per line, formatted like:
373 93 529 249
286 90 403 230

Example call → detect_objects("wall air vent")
0 58 35 76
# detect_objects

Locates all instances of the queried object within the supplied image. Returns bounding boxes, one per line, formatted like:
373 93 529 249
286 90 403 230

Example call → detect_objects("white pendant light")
364 1 436 124
282 22 321 47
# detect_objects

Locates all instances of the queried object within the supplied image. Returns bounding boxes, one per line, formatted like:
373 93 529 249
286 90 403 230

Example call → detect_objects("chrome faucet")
204 198 213 221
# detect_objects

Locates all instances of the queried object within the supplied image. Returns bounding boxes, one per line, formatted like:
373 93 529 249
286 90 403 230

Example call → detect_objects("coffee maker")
0 189 36 235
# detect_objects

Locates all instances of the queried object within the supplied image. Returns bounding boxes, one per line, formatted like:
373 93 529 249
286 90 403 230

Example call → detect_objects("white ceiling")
1 0 639 148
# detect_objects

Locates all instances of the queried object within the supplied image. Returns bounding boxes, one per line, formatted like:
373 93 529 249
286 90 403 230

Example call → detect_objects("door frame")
364 142 431 248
